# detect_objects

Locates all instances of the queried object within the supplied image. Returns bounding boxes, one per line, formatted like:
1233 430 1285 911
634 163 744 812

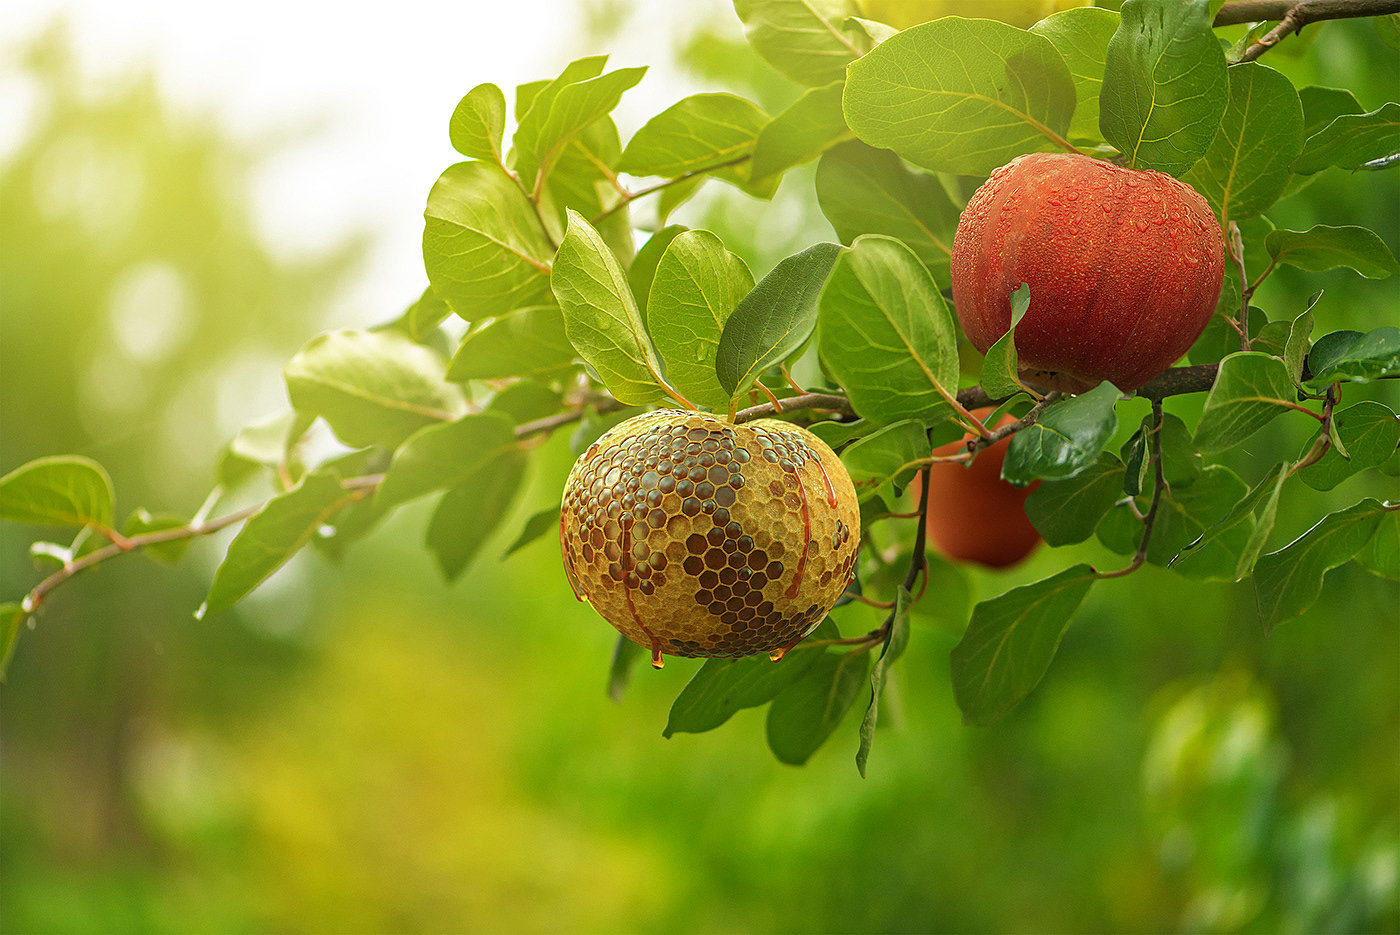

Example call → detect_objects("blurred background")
1 1 1396 932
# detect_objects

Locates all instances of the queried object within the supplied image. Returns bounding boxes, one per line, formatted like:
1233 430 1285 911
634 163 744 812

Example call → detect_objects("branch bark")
1214 0 1400 62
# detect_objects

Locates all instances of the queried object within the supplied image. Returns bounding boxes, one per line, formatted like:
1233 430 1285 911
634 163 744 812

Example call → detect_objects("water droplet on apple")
1136 220 1149 232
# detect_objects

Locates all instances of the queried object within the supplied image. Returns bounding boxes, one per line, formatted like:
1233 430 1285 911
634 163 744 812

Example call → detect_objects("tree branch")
1213 0 1400 62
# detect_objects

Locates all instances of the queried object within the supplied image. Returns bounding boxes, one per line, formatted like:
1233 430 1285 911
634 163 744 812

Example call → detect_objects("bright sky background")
3 0 722 327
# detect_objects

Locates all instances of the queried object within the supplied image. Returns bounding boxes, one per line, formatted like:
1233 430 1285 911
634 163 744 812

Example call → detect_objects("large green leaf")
1291 102 1400 174
716 242 842 397
1298 85 1364 140
447 306 577 381
1304 328 1400 388
765 651 869 765
663 619 834 737
375 412 519 510
856 587 911 777
646 230 754 411
1024 453 1126 546
540 118 628 255
618 93 769 185
814 141 960 287
1192 352 1298 455
423 161 555 320
1100 0 1227 175
1181 62 1302 226
1264 225 1400 280
840 419 937 502
749 81 851 183
1355 511 1400 581
733 0 864 87
552 210 668 405
950 564 1096 726
1002 383 1120 486
0 456 114 530
1254 500 1388 631
818 235 959 427
425 451 528 582
512 60 647 188
285 329 463 449
844 17 1077 175
1030 7 1120 144
449 83 507 163
627 225 686 313
1298 402 1400 491
203 471 358 615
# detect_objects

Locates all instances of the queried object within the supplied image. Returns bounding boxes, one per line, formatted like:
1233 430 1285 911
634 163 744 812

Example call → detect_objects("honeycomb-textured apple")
560 410 860 666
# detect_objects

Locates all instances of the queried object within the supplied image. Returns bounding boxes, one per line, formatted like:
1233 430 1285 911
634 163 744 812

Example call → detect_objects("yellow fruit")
855 0 1090 30
560 410 860 666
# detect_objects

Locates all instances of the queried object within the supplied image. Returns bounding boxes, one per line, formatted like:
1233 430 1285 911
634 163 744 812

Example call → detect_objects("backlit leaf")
447 306 578 381
0 456 114 530
733 0 865 87
375 412 519 510
618 93 769 185
1030 7 1119 144
513 60 647 188
750 80 851 183
449 82 507 163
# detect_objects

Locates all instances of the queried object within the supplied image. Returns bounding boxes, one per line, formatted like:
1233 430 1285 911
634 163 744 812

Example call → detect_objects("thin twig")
1214 0 1400 62
1097 400 1167 580
590 155 753 226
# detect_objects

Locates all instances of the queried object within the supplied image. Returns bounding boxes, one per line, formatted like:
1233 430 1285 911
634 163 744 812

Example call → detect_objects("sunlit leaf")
818 235 959 427
449 82 507 163
513 60 647 188
375 412 519 510
1030 7 1120 143
0 456 114 530
750 81 851 183
447 306 578 381
627 225 687 313
618 93 769 185
734 0 865 87
950 564 1096 726
845 17 1077 175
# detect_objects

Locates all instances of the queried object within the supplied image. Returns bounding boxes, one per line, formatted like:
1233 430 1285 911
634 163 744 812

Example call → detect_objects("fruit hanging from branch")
951 152 1226 394
559 410 860 667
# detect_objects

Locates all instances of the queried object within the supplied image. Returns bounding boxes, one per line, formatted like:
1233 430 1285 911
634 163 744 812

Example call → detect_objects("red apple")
951 152 1224 393
922 411 1041 569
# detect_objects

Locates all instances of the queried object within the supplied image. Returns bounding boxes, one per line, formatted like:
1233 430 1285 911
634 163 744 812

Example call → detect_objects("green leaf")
765 651 869 765
950 564 1096 726
663 619 834 737
979 283 1032 400
0 602 27 682
1253 500 1388 632
123 509 191 564
501 506 561 561
856 586 911 777
1284 302 1317 386
513 61 647 189
285 329 462 449
840 419 930 502
1304 328 1400 387
1355 510 1399 580
814 141 960 287
1029 7 1120 144
381 285 452 342
449 83 507 163
646 230 755 411
1291 102 1400 174
844 17 1077 175
1100 0 1228 175
203 471 358 615
818 235 959 426
1298 402 1400 491
1192 352 1297 455
1180 62 1302 224
618 93 769 184
423 161 555 320
219 411 310 487
627 225 686 313
541 118 628 254
447 305 578 381
426 451 528 582
0 456 114 529
375 412 519 510
1024 453 1126 546
1170 463 1286 580
607 636 645 703
553 210 669 405
1157 412 1204 488
750 80 851 183
1098 464 1249 575
1264 225 1400 280
485 381 561 426
733 0 864 87
1002 383 1120 486
716 242 842 397
1298 85 1364 140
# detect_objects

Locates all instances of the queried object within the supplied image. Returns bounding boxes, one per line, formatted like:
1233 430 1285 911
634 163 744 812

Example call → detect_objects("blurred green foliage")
2 7 1398 934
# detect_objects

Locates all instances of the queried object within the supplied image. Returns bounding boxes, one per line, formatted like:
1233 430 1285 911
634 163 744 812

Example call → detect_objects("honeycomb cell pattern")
560 410 861 665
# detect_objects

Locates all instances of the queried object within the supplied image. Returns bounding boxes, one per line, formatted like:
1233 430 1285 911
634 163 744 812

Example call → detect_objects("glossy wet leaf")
845 17 1076 175
1100 0 1227 175
950 564 1096 726
818 235 959 427
716 242 842 398
553 210 669 405
285 329 462 449
0 456 115 530
1254 500 1388 632
1002 382 1120 486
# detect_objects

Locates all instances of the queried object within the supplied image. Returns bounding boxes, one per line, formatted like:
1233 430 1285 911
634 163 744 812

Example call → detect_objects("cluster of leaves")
2 0 1397 772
